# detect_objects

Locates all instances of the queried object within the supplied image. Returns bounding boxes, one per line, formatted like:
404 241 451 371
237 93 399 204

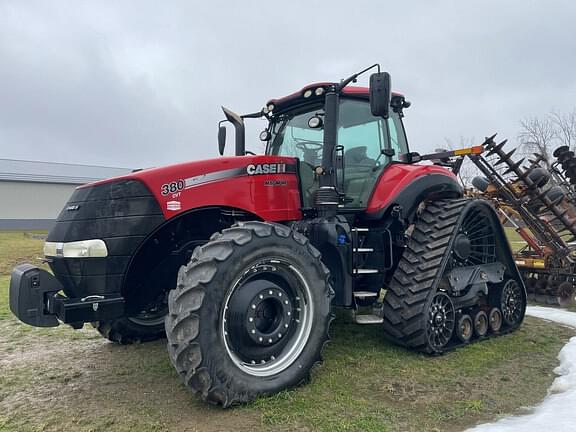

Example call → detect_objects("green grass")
0 231 573 432
248 313 568 432
504 227 526 252
0 231 48 275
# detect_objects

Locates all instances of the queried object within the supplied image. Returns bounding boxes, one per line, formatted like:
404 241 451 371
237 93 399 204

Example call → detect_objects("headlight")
44 240 108 258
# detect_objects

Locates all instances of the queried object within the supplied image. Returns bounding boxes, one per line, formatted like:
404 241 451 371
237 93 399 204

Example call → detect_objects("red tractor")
10 65 526 406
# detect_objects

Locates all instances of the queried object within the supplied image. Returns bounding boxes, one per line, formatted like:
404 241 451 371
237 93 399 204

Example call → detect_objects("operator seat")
302 148 319 166
298 161 318 208
344 146 376 207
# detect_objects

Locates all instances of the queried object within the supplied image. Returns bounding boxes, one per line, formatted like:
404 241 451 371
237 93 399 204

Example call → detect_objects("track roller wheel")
473 311 489 337
165 221 333 406
488 308 503 333
456 314 473 343
501 279 525 326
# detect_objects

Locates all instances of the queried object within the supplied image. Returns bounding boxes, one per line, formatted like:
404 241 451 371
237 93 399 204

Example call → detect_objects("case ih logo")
246 163 286 175
166 201 181 211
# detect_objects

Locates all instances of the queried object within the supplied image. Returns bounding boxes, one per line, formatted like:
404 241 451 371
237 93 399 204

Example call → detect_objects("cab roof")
266 83 404 115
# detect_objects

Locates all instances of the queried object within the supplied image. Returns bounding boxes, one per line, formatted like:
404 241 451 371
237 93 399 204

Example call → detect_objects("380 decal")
161 180 185 196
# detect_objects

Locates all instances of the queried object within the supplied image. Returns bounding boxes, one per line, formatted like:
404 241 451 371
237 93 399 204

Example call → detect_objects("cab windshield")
266 98 408 208
267 99 408 163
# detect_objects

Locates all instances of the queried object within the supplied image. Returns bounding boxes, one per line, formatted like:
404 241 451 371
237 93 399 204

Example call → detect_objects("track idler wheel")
456 314 473 343
488 308 503 333
426 292 456 352
501 280 525 326
473 311 489 337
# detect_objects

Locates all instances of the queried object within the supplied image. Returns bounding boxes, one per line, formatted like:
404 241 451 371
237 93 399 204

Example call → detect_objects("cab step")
353 268 379 274
353 291 379 298
353 314 384 324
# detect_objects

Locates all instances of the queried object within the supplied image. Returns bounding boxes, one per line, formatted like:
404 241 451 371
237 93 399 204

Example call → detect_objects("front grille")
47 179 165 298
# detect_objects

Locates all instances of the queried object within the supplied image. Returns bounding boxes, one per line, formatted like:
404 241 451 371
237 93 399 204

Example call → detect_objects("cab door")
337 99 391 208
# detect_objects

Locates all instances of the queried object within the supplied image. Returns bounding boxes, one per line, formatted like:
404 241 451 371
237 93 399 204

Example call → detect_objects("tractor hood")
82 155 303 221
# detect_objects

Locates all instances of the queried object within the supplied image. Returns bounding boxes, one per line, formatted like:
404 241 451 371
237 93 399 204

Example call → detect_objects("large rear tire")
165 221 333 406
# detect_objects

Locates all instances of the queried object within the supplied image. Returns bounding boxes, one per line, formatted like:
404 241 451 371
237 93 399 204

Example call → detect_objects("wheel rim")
501 280 524 326
427 292 455 351
221 258 313 377
474 311 488 336
457 315 473 342
489 308 502 332
127 304 168 326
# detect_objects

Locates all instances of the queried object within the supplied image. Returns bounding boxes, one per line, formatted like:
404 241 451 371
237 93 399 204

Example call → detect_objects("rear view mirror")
218 125 226 155
369 72 391 118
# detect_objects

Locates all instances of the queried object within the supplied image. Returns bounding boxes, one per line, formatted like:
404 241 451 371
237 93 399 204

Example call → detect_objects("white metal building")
0 159 131 230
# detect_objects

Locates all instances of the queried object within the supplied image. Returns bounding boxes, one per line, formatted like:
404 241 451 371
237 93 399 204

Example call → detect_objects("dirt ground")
0 323 258 432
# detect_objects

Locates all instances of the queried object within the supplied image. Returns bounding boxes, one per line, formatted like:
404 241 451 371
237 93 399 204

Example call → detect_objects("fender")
121 205 262 312
365 164 462 220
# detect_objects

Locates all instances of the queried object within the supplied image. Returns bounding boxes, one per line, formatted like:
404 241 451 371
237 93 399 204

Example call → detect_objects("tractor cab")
219 65 412 213
263 85 410 208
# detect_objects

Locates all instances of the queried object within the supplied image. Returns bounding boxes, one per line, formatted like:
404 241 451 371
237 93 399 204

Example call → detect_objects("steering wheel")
295 140 323 151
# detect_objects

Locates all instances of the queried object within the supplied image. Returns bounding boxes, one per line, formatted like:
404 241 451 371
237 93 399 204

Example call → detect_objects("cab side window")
338 99 389 207
388 112 408 161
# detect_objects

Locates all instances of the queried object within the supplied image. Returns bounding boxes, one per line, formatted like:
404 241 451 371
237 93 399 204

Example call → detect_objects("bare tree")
550 108 576 150
517 116 557 166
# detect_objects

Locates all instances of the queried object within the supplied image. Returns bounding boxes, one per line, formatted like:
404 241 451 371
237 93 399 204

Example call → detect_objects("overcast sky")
1 1 575 168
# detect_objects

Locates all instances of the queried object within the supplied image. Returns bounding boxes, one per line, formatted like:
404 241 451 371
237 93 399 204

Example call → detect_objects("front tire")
165 221 333 406
93 306 167 344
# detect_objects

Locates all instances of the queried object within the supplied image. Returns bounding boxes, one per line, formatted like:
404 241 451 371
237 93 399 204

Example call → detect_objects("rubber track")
382 198 522 354
165 221 333 406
